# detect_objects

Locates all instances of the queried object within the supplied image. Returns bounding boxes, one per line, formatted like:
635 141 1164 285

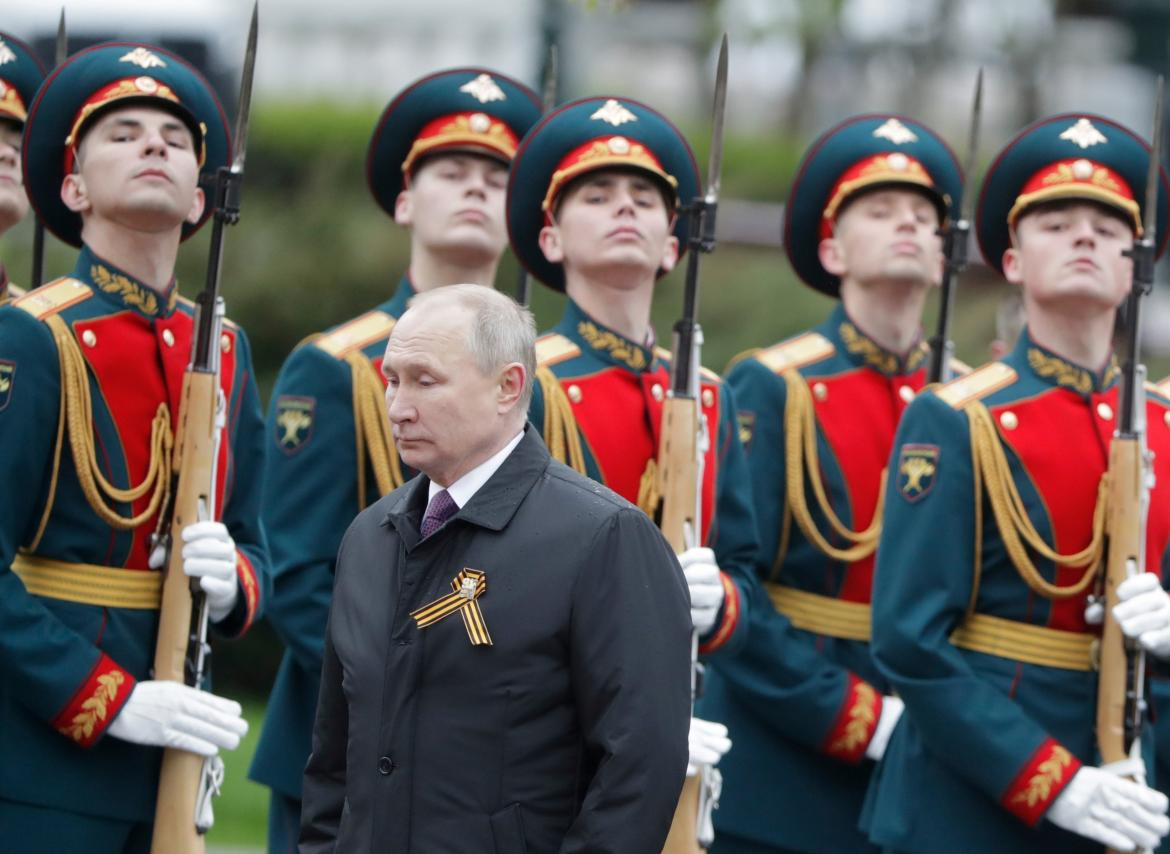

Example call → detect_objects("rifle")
1096 75 1163 854
150 7 257 851
659 33 727 854
926 68 983 384
29 10 67 288
516 44 558 307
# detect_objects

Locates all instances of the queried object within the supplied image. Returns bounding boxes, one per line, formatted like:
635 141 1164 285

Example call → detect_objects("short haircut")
406 284 537 409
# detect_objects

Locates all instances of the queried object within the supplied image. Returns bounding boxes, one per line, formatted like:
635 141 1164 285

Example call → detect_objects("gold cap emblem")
591 99 638 127
607 135 631 154
887 152 910 171
1071 158 1095 179
134 76 159 94
469 112 492 133
1059 118 1107 150
459 73 506 104
873 118 918 145
0 40 16 67
120 47 167 70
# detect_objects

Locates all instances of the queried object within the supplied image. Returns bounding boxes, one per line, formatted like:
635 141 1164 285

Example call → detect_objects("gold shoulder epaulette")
13 278 93 320
1151 377 1170 400
3 283 26 305
753 332 835 375
535 332 581 367
936 362 1018 409
313 311 397 359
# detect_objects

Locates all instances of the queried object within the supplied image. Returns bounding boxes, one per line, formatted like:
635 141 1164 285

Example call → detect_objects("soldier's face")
382 302 514 486
819 188 943 290
539 170 679 290
0 121 29 232
395 153 509 265
1004 202 1134 311
60 106 204 237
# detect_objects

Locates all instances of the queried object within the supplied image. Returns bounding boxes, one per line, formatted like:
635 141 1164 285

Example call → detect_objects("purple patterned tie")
421 489 458 539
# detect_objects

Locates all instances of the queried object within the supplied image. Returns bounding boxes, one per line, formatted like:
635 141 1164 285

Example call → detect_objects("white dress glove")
864 695 904 761
107 681 248 757
1047 762 1170 851
679 547 723 636
1113 573 1170 658
181 521 239 623
687 716 732 777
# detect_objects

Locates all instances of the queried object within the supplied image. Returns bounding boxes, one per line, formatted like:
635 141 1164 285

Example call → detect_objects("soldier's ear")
538 223 564 264
819 236 847 277
1002 247 1024 285
659 234 680 273
60 173 91 215
394 188 413 227
185 186 205 225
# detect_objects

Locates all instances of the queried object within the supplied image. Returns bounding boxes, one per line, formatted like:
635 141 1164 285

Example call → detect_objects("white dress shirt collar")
427 429 525 510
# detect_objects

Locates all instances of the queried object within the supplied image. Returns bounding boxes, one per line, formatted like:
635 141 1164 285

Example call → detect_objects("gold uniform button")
161 328 175 347
812 382 828 401
567 384 583 404
999 411 1018 430
1096 402 1113 421
81 329 97 347
220 333 232 353
899 385 915 403
702 388 715 407
651 383 664 402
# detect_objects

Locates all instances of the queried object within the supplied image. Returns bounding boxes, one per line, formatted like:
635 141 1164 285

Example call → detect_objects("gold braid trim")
637 457 660 518
42 314 172 531
346 352 404 508
966 401 1106 599
781 369 884 562
535 366 586 475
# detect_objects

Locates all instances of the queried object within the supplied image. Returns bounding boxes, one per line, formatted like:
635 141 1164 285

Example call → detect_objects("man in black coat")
300 284 693 853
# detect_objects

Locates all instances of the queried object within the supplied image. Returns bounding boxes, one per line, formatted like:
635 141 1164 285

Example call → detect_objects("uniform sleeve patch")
737 410 755 452
274 395 315 454
897 443 939 503
0 360 15 412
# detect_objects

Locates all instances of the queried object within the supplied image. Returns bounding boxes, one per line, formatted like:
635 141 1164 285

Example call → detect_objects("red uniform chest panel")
991 389 1111 631
565 366 719 542
812 368 922 603
1145 401 1170 583
74 312 238 568
367 352 389 388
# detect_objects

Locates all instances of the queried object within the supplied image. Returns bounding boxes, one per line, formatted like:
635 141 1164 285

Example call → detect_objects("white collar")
427 429 525 510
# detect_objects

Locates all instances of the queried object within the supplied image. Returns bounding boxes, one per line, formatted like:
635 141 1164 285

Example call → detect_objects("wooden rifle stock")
1097 437 1144 768
151 368 219 854
659 394 704 854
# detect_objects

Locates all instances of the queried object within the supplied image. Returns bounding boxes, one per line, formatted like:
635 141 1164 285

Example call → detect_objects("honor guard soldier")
0 42 267 851
507 95 758 791
248 68 541 852
696 115 961 854
865 114 1170 852
0 32 44 304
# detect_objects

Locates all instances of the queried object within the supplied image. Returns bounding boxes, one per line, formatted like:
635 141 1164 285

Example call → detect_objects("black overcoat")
300 427 692 853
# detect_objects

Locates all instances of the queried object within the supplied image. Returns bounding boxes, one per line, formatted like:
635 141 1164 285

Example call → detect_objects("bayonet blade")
231 2 258 174
55 9 67 65
541 44 558 112
705 33 728 203
959 68 983 225
1143 75 1163 248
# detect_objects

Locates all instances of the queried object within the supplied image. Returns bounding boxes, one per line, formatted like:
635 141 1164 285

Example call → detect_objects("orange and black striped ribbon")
409 568 492 646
